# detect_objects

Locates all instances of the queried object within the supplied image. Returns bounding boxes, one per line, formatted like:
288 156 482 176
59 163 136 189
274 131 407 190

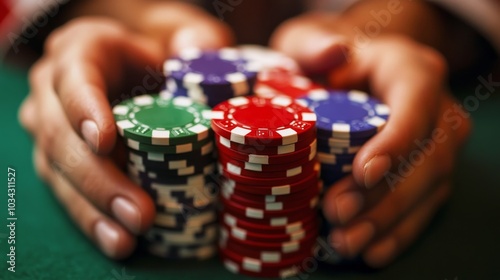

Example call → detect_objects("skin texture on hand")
271 10 471 267
19 2 234 259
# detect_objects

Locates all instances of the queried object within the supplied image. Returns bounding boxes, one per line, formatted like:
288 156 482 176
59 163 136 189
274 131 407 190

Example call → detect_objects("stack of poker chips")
210 95 322 278
297 89 390 264
297 89 390 186
112 94 219 260
162 48 260 108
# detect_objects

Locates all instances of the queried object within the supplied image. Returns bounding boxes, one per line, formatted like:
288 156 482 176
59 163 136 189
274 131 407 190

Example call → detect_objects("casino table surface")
1 62 500 280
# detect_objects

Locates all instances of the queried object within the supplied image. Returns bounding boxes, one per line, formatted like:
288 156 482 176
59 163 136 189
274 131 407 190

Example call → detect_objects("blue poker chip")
297 89 390 139
320 163 352 187
317 135 371 149
317 152 355 165
163 48 260 107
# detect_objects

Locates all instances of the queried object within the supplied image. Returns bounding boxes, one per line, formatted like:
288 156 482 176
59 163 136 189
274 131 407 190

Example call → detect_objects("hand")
19 3 233 259
271 13 471 267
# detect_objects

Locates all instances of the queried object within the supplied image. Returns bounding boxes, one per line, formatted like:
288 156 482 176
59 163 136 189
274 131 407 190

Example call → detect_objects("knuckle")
78 170 106 204
33 147 52 181
420 47 448 79
45 17 126 53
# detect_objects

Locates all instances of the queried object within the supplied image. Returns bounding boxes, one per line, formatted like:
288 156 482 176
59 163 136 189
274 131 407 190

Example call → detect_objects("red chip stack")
210 95 322 278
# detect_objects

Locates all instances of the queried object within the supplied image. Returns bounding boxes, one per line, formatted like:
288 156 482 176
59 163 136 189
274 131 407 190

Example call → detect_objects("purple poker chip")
163 48 260 107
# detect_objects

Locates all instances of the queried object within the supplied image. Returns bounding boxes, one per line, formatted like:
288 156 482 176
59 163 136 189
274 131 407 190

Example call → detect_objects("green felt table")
1 62 500 280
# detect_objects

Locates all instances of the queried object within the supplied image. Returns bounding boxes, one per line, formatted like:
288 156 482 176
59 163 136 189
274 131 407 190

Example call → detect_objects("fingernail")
111 197 142 234
81 120 99 152
95 220 119 258
336 192 364 224
364 154 391 189
336 222 375 258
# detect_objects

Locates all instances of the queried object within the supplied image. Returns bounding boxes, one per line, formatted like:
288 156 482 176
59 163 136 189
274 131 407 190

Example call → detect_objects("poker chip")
113 93 218 259
254 69 323 99
126 137 212 154
113 95 212 145
216 138 317 165
220 222 316 243
222 180 323 204
219 234 315 263
163 48 259 107
297 89 390 139
296 89 390 266
128 141 214 164
237 45 300 73
296 89 390 186
146 242 217 260
218 159 316 178
211 96 317 146
219 243 306 278
212 95 320 276
222 185 320 211
222 212 318 234
218 162 320 186
216 134 316 156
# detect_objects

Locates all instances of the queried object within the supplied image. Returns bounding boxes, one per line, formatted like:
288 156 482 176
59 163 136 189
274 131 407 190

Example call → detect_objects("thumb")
270 12 350 74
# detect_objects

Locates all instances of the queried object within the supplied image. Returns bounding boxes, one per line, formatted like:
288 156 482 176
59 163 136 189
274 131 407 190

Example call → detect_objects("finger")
137 2 234 53
322 176 388 225
270 12 350 74
330 37 448 189
362 182 451 267
32 60 156 235
329 156 442 258
18 94 37 134
34 146 137 259
45 18 164 154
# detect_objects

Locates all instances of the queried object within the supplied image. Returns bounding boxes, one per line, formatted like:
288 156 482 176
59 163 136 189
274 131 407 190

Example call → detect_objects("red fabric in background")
0 0 10 25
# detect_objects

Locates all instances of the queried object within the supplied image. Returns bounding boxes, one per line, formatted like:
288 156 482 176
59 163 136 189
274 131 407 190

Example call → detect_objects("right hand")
19 3 233 259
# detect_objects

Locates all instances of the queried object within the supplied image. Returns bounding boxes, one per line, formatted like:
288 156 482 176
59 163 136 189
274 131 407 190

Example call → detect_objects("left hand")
270 12 472 267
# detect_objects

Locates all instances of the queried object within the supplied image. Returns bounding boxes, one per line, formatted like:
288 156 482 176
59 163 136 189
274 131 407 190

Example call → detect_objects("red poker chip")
217 152 314 173
221 212 319 234
223 206 317 226
221 195 318 219
221 227 318 251
216 138 317 165
221 220 318 243
221 186 320 211
218 156 316 178
219 234 316 263
218 161 320 186
222 179 322 203
220 173 318 196
254 69 323 99
211 96 317 146
219 241 313 278
215 134 316 156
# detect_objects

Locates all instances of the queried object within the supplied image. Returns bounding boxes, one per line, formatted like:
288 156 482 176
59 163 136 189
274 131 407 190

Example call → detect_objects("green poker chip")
113 94 212 145
126 137 213 154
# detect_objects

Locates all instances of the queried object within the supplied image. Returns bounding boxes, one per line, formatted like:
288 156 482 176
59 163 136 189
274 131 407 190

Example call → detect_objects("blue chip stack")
297 89 390 264
162 48 260 107
297 89 390 186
